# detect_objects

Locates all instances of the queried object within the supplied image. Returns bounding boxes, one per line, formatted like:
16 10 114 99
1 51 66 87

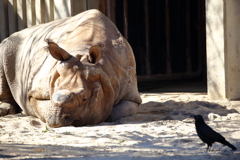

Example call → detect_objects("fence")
0 0 205 81
0 0 114 42
115 0 206 81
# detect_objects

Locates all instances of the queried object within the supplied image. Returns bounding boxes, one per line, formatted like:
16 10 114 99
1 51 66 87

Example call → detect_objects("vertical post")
197 0 204 73
106 0 111 18
0 0 9 41
54 0 71 20
186 0 192 73
144 0 151 75
8 0 18 35
35 0 42 24
112 0 116 24
86 0 89 9
224 0 240 99
44 0 54 22
36 0 45 24
123 0 128 40
135 0 140 46
49 0 54 21
134 0 141 72
71 0 87 16
87 0 101 11
31 0 36 25
206 0 225 99
177 0 182 72
26 0 33 27
17 0 27 30
156 0 160 72
165 0 171 74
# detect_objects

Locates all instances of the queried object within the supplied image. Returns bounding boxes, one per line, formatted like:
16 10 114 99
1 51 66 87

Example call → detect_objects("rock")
208 113 221 121
227 113 240 120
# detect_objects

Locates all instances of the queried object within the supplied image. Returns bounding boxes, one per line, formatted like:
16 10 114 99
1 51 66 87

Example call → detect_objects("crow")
193 114 237 152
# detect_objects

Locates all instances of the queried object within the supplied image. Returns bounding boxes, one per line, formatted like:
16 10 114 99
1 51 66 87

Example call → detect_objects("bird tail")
223 140 237 150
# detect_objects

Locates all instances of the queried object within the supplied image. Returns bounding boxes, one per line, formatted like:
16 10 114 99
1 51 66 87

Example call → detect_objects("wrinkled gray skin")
0 9 142 127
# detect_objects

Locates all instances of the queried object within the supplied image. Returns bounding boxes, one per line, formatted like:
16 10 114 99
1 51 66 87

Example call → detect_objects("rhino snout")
47 114 73 128
53 90 73 104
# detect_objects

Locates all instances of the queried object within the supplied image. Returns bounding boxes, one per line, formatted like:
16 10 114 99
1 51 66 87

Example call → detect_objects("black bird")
193 114 237 152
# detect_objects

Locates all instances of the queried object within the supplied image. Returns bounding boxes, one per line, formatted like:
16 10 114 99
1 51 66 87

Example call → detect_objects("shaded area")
121 98 239 123
138 79 207 93
116 0 206 79
0 133 240 160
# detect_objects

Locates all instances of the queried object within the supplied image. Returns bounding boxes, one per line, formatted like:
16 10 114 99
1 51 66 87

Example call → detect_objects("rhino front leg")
106 100 138 122
0 66 19 116
0 100 19 116
0 44 20 116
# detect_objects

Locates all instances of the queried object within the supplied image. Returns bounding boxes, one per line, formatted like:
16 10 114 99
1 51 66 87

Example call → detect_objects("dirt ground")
1 91 240 160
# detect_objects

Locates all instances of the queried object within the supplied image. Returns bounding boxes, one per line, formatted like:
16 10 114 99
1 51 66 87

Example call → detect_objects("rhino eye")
83 99 87 101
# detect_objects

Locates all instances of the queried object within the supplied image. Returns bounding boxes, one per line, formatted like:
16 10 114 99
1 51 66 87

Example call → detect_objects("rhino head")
46 40 114 127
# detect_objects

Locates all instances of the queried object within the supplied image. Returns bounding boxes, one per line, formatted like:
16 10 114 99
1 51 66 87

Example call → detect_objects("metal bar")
186 0 192 73
156 0 160 73
105 0 116 24
86 0 89 9
144 0 151 75
112 0 116 24
135 0 140 47
106 0 113 22
197 0 202 72
177 0 182 72
165 0 171 74
123 0 128 40
197 0 205 74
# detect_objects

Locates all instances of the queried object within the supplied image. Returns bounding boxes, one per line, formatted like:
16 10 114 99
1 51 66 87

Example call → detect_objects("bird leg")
206 145 210 152
206 144 212 152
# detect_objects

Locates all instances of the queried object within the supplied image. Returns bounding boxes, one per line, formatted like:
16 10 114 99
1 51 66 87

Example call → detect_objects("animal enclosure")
0 0 206 83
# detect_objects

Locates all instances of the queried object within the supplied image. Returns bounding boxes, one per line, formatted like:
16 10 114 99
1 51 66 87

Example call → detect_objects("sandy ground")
1 92 240 160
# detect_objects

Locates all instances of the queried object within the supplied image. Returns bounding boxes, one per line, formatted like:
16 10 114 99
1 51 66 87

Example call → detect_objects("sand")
0 92 240 159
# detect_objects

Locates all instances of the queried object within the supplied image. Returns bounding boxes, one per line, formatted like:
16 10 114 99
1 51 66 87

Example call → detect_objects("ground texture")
0 93 240 160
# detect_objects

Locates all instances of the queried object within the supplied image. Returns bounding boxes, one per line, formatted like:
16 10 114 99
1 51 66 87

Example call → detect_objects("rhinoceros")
0 9 142 127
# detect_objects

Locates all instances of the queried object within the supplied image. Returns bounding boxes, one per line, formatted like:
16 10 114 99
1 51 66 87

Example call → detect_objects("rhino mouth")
47 114 73 128
71 120 82 127
62 115 74 126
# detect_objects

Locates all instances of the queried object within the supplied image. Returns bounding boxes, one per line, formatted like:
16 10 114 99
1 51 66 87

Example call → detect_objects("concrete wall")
207 0 240 100
206 0 226 99
224 0 240 99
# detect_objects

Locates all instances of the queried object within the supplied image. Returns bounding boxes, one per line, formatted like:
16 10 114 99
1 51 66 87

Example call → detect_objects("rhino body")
0 9 141 127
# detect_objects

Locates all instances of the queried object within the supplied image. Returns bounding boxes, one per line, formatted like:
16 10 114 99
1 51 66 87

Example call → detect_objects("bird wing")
198 124 225 141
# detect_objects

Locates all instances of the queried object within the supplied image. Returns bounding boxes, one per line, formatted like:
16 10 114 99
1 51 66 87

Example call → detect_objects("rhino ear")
88 45 102 64
46 39 72 61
